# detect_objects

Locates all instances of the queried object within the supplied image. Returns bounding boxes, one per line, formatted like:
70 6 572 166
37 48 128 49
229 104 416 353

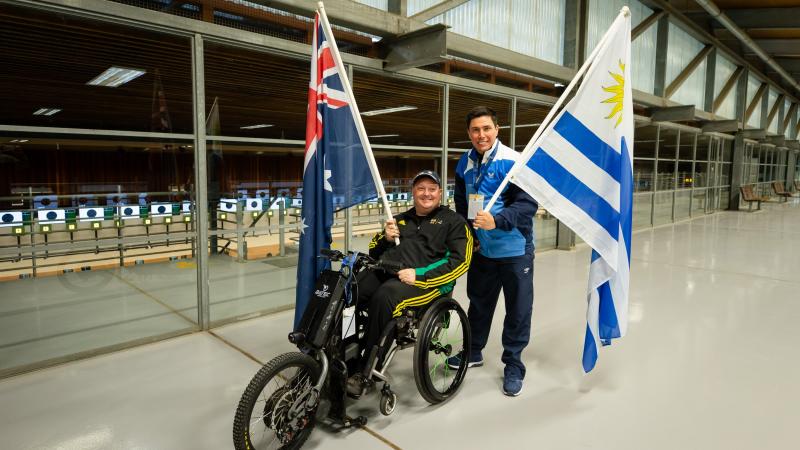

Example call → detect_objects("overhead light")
10 139 29 143
240 124 273 130
361 106 417 116
554 82 565 88
33 108 61 116
87 66 146 87
369 134 399 138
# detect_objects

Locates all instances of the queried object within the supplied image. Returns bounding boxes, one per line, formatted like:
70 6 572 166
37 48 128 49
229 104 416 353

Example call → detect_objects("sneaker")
502 369 523 397
345 374 369 399
446 351 483 370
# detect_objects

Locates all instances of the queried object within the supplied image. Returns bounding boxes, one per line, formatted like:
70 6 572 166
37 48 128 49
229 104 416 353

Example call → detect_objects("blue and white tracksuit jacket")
454 140 538 258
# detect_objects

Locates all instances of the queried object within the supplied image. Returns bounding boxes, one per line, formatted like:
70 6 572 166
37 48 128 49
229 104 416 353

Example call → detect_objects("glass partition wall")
0 2 740 377
0 5 198 377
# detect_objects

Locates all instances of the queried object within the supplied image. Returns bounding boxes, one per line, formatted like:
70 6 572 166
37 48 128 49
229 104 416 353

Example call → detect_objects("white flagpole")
484 6 630 211
317 2 399 245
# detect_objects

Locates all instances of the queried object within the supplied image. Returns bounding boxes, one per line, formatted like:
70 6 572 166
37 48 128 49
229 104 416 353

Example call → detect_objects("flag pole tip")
621 6 630 16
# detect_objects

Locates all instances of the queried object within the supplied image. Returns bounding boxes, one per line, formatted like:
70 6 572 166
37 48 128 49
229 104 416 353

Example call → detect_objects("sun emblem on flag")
601 60 625 128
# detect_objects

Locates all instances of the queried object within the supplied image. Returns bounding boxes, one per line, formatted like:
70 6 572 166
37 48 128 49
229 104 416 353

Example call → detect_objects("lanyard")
471 140 499 192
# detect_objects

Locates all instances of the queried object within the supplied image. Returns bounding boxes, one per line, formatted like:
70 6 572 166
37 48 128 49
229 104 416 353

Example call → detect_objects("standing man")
451 106 538 396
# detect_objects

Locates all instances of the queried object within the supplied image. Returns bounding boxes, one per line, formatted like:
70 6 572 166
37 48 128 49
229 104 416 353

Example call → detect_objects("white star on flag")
324 169 332 192
300 217 309 235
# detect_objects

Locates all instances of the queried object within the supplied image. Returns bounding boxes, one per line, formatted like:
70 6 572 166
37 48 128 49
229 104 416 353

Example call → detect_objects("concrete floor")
1 200 799 449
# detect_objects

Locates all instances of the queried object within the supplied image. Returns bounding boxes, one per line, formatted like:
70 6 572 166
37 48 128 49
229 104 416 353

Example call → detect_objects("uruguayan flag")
37 209 66 224
79 207 105 222
0 211 23 227
150 203 173 217
245 198 262 211
219 198 237 212
119 205 141 220
509 10 632 372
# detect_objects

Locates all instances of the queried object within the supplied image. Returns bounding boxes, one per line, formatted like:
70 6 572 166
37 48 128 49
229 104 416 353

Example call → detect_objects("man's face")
412 178 442 215
468 115 499 155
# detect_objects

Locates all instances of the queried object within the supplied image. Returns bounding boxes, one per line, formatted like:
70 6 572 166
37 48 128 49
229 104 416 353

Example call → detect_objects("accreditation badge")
468 194 484 220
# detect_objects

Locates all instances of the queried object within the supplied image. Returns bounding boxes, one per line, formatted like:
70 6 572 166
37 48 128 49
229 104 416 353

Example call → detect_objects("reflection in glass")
652 191 673 225
355 71 443 148
674 190 691 221
448 89 512 150
633 193 652 229
0 5 193 132
514 101 551 152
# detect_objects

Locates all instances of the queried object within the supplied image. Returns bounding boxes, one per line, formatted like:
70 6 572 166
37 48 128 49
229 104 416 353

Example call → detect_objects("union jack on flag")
295 12 378 327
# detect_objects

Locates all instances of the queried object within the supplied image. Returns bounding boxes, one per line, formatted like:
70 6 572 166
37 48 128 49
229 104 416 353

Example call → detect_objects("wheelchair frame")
232 249 471 449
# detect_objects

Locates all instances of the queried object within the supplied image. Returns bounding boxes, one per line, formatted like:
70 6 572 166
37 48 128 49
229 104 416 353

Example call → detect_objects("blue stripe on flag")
554 112 621 182
582 323 598 373
598 280 621 340
528 149 619 240
620 137 633 262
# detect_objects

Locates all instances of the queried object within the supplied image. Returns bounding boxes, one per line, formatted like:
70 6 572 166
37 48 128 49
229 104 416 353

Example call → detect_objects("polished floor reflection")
1 200 799 449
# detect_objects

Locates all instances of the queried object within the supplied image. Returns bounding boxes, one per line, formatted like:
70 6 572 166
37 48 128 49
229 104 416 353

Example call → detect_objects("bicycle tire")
413 298 471 404
233 352 321 450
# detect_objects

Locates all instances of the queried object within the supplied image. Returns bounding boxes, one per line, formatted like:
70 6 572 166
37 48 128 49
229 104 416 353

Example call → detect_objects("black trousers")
355 269 439 370
466 252 534 378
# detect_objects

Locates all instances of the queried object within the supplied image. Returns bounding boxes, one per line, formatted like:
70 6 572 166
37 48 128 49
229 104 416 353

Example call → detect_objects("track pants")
466 252 534 378
356 270 439 369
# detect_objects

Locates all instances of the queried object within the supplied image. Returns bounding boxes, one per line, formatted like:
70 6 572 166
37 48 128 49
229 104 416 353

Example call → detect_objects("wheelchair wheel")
233 352 321 450
413 298 471 404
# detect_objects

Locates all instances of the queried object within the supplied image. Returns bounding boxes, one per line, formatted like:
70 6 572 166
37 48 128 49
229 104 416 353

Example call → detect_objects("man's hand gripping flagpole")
483 6 631 212
317 2 399 245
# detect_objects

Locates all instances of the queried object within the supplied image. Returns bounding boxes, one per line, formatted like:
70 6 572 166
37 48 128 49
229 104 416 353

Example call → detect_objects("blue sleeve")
494 183 538 231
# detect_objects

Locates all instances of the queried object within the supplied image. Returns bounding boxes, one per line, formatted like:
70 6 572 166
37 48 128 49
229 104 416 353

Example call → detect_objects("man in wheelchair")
346 170 473 397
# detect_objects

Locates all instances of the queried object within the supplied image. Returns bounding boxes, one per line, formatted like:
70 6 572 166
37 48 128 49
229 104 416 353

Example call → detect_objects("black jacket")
368 205 472 290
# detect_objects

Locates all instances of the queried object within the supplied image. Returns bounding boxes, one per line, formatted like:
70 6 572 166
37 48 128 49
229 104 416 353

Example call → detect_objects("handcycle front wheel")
233 352 321 450
412 297 471 404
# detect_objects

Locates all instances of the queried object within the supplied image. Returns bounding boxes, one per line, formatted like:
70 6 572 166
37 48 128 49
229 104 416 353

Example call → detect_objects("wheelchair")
232 249 471 450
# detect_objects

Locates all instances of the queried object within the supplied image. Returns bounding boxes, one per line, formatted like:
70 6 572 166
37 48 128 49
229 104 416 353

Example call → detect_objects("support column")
729 132 746 210
388 0 407 16
734 67 749 122
703 48 717 113
192 33 210 330
441 84 450 203
556 221 575 250
653 16 670 98
563 0 587 69
509 97 517 151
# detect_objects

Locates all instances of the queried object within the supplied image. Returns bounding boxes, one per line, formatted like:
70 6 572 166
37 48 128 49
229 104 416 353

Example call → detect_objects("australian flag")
295 12 378 327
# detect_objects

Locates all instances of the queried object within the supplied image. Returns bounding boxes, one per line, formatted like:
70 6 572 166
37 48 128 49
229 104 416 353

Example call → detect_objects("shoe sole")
447 360 484 370
502 384 523 397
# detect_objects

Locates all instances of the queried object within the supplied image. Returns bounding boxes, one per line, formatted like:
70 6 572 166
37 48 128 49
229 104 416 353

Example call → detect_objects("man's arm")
494 183 538 231
413 220 472 289
368 217 398 259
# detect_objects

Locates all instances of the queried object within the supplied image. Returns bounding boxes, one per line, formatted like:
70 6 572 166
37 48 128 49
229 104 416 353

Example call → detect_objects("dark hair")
466 106 498 128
